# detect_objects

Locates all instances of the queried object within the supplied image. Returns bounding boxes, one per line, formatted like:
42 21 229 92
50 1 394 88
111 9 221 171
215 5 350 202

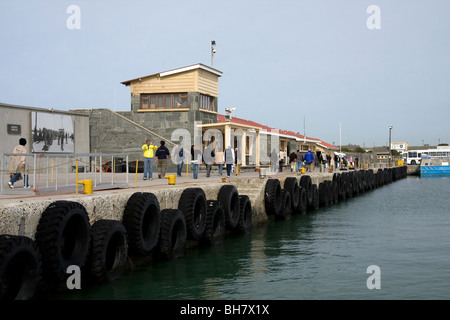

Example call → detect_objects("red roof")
217 114 338 149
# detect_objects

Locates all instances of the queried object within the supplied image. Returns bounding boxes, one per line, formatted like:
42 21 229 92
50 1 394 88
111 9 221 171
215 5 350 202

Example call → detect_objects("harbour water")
50 176 449 300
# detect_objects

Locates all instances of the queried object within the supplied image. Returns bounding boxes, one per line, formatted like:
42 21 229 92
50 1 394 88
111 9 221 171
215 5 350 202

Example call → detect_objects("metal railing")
1 152 129 193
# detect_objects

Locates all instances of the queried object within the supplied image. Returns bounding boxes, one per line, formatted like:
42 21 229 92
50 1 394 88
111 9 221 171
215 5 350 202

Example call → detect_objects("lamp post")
211 40 216 67
388 125 393 167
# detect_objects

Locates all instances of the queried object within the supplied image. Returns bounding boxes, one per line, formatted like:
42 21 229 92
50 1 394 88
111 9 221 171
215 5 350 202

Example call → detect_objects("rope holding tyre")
123 192 161 256
0 235 42 300
35 200 91 283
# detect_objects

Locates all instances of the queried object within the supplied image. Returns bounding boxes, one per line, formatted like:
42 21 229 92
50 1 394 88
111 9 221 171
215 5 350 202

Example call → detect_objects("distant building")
391 142 408 152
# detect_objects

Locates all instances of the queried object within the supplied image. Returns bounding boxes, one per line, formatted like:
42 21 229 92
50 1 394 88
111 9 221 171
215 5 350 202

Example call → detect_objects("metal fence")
1 152 129 193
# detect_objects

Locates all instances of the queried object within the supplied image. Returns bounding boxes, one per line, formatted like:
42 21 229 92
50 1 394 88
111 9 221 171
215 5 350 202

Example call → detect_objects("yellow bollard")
164 174 176 185
300 167 305 174
328 167 332 173
77 179 93 194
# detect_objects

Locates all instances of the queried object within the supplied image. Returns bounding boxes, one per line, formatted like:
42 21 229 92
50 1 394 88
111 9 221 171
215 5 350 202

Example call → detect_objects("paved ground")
1 166 329 203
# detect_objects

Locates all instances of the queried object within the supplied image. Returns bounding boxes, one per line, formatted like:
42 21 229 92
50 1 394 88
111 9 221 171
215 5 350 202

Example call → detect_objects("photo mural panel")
31 112 75 153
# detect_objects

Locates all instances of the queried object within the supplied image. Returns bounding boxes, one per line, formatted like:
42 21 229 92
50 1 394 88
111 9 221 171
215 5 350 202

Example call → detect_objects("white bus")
402 150 427 165
402 148 450 165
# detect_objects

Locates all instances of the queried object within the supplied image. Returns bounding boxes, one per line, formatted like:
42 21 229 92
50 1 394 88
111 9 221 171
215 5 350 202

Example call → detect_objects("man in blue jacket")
304 150 314 172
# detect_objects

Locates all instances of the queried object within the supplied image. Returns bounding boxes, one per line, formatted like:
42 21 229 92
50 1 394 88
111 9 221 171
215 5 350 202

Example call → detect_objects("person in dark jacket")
155 141 170 178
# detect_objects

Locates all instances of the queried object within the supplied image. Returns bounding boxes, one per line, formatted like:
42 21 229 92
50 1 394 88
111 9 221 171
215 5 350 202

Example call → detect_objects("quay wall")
1 171 334 239
0 166 407 300
2 169 360 240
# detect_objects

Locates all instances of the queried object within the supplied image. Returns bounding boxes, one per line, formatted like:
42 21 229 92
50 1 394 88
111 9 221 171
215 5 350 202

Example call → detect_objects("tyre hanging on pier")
236 195 253 234
264 179 282 216
300 175 313 207
319 182 330 207
294 186 307 214
178 188 207 240
123 192 161 256
284 177 299 210
308 184 319 210
35 200 90 282
157 209 187 260
203 200 226 245
277 189 291 219
88 219 129 283
0 235 41 300
218 185 241 229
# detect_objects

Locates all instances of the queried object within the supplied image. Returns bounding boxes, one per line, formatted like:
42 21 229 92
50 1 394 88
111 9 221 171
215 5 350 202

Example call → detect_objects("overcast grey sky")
1 0 449 147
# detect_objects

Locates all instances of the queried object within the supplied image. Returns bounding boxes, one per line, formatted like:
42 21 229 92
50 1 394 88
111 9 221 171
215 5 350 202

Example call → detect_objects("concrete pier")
0 165 407 300
0 166 401 239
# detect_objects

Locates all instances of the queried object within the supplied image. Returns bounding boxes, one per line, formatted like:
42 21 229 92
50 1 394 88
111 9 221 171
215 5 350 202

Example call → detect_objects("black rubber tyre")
264 179 282 216
319 182 329 207
178 188 207 240
0 235 41 300
332 181 339 204
284 177 299 211
203 200 226 245
35 200 90 282
88 219 129 283
295 187 308 214
236 195 253 234
309 184 319 210
344 173 353 198
218 185 241 229
300 175 313 206
157 209 187 260
277 189 291 219
123 192 161 256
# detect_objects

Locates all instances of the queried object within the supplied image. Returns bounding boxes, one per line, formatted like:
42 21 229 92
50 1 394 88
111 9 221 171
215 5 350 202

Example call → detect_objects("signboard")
391 142 408 151
7 124 21 134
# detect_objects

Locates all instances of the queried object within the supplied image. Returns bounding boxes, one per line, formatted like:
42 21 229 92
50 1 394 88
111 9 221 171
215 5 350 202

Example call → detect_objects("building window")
200 94 216 112
140 93 188 109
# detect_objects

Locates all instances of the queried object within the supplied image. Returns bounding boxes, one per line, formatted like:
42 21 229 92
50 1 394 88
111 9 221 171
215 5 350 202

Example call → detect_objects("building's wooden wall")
129 69 219 97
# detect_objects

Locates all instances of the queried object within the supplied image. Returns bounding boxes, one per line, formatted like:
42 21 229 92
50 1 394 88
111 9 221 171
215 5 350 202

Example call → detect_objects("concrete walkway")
0 166 332 204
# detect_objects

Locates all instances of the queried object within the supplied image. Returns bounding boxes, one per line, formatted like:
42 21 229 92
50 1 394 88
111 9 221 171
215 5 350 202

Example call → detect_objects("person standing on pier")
155 141 171 178
142 140 158 180
296 150 303 172
215 149 224 176
224 145 235 178
191 145 202 179
304 149 314 172
8 138 27 189
176 146 185 177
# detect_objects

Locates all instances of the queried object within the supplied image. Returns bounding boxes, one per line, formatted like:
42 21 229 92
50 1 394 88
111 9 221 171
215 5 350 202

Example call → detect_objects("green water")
53 176 450 300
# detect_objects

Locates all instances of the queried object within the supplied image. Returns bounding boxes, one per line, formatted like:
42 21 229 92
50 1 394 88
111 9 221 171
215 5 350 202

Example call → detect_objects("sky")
1 0 449 147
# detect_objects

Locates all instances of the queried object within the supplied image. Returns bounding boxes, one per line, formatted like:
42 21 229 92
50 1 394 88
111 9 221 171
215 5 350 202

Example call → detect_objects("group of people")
142 140 238 180
286 149 316 172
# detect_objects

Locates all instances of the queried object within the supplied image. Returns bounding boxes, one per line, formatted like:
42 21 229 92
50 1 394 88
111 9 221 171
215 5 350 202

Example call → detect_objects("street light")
211 40 216 67
388 125 393 167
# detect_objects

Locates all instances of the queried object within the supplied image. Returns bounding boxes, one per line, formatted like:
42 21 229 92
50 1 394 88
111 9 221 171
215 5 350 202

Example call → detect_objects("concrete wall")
75 92 218 162
1 102 90 168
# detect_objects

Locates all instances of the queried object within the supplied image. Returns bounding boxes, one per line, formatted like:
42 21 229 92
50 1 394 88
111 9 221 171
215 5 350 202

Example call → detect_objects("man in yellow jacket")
142 140 158 180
